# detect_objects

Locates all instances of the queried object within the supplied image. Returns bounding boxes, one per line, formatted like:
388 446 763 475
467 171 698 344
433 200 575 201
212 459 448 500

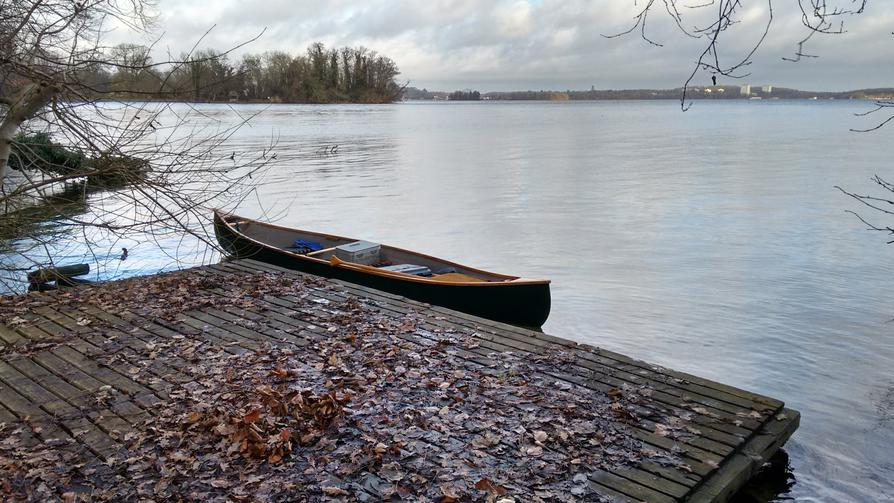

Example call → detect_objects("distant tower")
591 85 595 91
740 85 752 96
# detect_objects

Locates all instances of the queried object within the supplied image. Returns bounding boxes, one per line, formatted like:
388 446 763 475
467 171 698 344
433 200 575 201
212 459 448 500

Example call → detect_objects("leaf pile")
0 268 688 501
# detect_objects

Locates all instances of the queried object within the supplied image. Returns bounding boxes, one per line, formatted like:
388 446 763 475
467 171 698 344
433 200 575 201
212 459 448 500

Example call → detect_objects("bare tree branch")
0 0 273 291
609 1 870 111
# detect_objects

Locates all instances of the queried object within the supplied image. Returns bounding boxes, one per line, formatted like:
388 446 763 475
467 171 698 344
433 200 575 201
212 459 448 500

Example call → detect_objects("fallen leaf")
379 462 405 482
243 408 261 423
475 478 507 495
322 486 349 496
440 483 461 500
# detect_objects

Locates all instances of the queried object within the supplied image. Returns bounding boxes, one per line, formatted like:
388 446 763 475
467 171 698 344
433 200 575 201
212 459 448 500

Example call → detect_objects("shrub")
8 132 87 176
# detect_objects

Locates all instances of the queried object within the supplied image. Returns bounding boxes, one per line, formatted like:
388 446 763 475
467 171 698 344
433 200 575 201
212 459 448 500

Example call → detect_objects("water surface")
15 100 894 501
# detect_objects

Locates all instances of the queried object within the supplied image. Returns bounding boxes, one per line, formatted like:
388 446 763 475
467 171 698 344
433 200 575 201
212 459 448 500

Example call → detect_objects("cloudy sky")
115 0 893 92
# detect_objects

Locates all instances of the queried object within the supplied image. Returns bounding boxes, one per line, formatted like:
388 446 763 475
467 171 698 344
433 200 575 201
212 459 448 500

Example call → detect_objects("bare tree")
607 1 869 110
0 0 270 290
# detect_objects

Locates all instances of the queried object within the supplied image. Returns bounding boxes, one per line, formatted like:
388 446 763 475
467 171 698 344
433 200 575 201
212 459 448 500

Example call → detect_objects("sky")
112 0 894 92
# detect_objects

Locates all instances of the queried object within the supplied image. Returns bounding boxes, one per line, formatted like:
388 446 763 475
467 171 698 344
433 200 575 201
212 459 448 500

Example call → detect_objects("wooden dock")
0 259 798 502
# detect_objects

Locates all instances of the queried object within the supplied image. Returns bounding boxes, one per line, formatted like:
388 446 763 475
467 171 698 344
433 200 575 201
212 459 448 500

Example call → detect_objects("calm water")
15 100 894 501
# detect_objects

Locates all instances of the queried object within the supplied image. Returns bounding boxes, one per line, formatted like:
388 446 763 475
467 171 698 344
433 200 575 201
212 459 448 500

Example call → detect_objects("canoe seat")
380 264 432 277
428 272 488 283
305 247 336 257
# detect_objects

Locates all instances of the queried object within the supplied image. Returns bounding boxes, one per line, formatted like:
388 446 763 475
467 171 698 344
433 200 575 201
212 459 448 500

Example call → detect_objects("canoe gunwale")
213 210 550 288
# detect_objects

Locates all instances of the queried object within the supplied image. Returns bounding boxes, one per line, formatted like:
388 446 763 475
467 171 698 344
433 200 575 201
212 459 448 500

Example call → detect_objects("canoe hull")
213 213 551 327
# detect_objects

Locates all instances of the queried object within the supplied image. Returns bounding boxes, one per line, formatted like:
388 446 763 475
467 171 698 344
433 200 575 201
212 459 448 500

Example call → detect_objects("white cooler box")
335 241 381 265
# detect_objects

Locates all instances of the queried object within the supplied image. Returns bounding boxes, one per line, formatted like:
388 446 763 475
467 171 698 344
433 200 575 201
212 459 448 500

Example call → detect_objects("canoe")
213 210 551 327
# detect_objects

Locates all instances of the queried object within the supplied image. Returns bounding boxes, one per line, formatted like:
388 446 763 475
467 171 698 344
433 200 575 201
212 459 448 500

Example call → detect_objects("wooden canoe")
213 210 551 327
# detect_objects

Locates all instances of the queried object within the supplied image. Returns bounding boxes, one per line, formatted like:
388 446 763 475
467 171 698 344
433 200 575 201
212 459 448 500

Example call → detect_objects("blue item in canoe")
290 239 323 253
381 264 433 277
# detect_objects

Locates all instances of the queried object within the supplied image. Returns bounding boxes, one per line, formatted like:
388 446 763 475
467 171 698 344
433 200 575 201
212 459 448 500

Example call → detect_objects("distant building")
740 85 751 96
761 85 773 94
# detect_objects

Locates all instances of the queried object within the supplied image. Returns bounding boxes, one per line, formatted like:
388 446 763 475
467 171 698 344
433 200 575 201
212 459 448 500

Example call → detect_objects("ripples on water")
10 100 894 501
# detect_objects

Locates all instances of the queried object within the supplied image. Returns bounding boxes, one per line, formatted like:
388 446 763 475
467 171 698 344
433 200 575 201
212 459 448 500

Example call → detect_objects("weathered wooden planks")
0 259 799 502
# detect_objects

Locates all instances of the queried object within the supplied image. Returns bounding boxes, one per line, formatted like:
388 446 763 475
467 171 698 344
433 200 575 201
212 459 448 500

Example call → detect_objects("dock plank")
0 259 798 502
0 359 122 460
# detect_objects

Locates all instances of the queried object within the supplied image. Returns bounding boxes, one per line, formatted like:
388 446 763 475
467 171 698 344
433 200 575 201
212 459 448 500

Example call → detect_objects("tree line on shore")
81 43 403 104
402 86 894 101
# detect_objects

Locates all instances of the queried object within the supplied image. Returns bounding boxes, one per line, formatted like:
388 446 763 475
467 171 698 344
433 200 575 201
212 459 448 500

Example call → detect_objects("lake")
13 100 894 501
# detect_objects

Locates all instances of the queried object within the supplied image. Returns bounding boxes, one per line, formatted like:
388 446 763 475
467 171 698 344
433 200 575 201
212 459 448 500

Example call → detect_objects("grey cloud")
140 0 894 91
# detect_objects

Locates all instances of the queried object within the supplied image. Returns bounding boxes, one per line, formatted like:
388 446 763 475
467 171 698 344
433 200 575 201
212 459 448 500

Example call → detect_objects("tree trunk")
0 82 57 182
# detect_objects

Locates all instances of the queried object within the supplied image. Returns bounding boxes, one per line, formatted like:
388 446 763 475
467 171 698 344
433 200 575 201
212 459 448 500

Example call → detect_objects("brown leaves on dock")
0 268 317 324
0 268 685 501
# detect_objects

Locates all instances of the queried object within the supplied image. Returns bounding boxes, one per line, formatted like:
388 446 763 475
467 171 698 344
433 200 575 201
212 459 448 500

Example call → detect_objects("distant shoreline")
102 92 888 106
403 86 894 102
401 96 878 102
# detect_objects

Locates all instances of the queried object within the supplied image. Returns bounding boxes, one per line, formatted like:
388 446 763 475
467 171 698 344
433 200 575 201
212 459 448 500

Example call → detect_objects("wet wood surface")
0 258 799 502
